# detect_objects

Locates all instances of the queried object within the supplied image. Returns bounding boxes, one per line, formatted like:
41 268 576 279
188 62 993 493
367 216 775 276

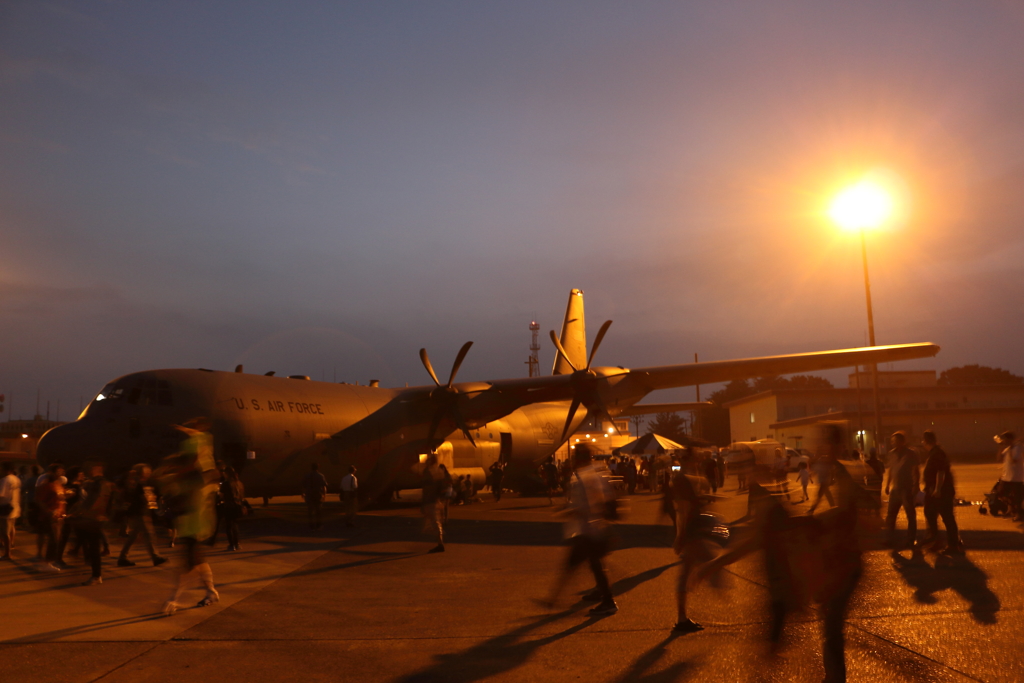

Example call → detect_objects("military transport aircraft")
36 289 939 502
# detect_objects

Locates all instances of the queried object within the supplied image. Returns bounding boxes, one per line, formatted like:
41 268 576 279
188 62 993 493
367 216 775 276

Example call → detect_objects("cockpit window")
94 384 124 402
126 379 173 407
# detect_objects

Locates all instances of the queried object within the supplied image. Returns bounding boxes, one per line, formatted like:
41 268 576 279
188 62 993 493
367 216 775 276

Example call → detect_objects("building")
0 416 67 460
724 371 1024 459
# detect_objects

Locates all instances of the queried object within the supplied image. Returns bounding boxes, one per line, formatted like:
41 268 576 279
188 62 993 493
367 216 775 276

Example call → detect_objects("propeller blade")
452 407 477 447
549 330 579 373
598 407 621 435
559 396 582 444
419 348 441 386
447 341 474 388
587 320 613 371
427 407 445 442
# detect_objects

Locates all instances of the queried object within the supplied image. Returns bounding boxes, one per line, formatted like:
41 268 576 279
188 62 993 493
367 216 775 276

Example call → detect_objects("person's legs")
80 525 102 580
902 493 917 545
119 516 141 562
821 569 860 683
884 494 902 544
543 537 588 605
226 514 239 549
939 497 961 550
1 517 11 558
584 537 613 604
674 555 702 630
923 497 939 543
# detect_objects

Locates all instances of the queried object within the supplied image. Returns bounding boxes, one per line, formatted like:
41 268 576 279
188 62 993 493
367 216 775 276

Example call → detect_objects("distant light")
591 438 596 442
606 427 614 434
585 434 590 438
21 434 29 438
418 454 428 463
829 179 894 231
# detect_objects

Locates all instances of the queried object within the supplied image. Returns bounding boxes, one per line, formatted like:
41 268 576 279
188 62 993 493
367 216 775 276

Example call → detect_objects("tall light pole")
829 179 895 453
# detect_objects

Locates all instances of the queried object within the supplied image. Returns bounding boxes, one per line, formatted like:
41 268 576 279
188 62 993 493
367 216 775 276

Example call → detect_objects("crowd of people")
0 418 245 614
3 423 1021 680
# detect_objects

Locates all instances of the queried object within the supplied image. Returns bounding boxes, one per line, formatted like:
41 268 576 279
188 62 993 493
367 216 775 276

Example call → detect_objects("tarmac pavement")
2 463 1022 682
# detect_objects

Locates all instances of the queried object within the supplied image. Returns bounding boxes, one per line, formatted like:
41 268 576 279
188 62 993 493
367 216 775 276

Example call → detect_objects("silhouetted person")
884 431 920 548
796 462 810 502
921 430 961 554
421 452 445 553
67 462 113 585
539 444 617 616
703 455 719 494
0 462 21 560
698 483 795 649
221 466 245 550
117 464 167 567
303 462 328 530
809 428 841 512
773 448 791 501
995 431 1024 521
543 457 560 502
340 465 358 527
439 464 453 524
489 461 504 501
671 470 715 632
35 464 66 571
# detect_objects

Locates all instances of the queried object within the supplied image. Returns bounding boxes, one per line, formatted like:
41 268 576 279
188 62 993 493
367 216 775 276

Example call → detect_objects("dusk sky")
2 1 1023 420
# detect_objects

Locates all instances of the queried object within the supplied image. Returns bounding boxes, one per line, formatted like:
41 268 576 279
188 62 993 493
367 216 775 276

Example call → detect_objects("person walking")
439 464 453 524
921 431 962 554
489 461 504 501
340 465 358 527
67 462 113 586
772 449 791 501
220 466 245 551
158 421 219 615
35 464 66 571
303 462 328 530
538 444 618 616
884 431 921 549
421 453 445 553
702 455 719 495
118 464 167 567
0 462 21 560
796 462 811 503
995 432 1024 521
670 469 714 633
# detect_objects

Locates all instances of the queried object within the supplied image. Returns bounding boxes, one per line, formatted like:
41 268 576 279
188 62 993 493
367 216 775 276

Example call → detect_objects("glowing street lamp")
829 177 896 453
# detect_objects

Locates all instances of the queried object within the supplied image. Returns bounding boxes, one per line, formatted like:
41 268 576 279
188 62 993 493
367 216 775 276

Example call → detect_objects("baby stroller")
979 481 1017 517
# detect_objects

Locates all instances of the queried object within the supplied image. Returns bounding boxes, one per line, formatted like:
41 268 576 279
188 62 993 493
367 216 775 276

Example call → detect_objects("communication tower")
526 320 541 377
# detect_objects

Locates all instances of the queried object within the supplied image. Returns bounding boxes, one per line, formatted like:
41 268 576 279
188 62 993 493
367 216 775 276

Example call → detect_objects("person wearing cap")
996 432 1024 521
883 431 920 549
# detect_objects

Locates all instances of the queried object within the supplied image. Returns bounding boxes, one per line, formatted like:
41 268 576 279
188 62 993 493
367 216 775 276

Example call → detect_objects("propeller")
550 320 622 443
419 341 478 446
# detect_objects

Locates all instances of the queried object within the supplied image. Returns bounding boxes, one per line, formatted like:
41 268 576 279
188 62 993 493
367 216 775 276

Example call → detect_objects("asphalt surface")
1 463 1021 682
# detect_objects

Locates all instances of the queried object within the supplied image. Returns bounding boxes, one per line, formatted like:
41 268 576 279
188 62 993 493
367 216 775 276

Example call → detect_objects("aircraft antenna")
526 319 541 377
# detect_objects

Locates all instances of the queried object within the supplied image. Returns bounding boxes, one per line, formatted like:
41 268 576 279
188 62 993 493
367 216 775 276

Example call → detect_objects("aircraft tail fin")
552 289 587 375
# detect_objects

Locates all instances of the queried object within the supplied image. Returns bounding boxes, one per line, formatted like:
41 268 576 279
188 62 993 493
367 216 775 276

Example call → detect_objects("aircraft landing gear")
262 495 270 507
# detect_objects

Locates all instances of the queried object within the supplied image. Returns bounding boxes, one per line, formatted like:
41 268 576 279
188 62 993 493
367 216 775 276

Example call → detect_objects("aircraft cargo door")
499 432 512 465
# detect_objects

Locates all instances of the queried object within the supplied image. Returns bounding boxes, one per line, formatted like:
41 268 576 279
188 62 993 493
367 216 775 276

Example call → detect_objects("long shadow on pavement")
394 609 601 683
890 551 1000 624
613 633 700 683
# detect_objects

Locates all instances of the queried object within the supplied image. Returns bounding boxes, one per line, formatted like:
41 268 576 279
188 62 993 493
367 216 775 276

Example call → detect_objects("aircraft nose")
36 421 96 468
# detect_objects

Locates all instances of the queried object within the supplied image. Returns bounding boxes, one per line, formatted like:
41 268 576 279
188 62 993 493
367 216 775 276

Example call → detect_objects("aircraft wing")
619 342 940 393
616 402 713 416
